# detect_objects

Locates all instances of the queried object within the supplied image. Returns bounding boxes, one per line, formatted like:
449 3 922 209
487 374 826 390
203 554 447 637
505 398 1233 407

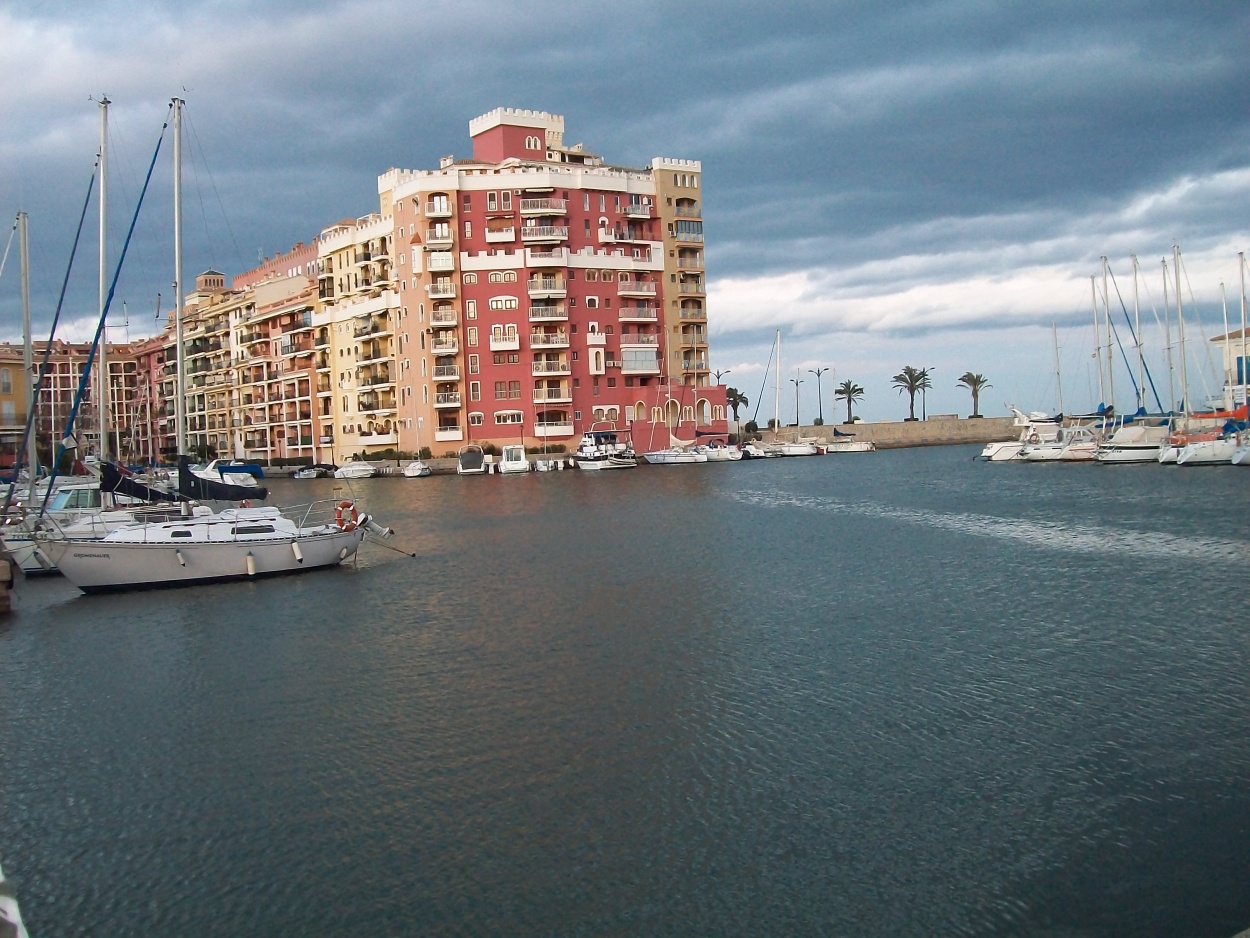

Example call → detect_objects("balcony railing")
430 339 458 353
520 225 568 242
679 281 705 294
428 252 455 271
528 305 567 321
534 421 574 438
527 278 566 297
618 306 658 321
531 360 569 375
434 426 463 442
675 204 702 217
618 202 653 218
620 334 659 345
490 332 521 351
425 201 452 218
426 229 453 246
617 279 657 295
525 248 568 266
677 255 704 269
430 309 458 325
529 331 569 348
520 198 567 214
426 282 456 299
484 227 515 243
680 308 706 319
533 388 572 403
675 231 704 243
432 364 460 380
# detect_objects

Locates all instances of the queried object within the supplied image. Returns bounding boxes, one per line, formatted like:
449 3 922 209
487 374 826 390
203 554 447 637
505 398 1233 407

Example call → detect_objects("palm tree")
892 365 931 421
725 387 748 423
958 372 992 418
834 379 864 424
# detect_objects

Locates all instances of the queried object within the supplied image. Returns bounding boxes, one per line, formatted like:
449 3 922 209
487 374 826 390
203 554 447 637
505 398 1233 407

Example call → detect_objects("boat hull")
44 528 366 593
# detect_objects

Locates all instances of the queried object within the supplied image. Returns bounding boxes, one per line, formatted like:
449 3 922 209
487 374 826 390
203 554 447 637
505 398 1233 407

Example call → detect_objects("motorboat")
821 438 876 454
741 442 773 459
764 440 818 457
1020 424 1100 462
41 498 388 594
498 444 531 474
696 440 743 462
642 447 707 465
185 459 263 488
980 407 1062 461
401 460 432 478
294 463 337 479
333 461 377 479
1095 422 1170 464
572 427 637 470
457 445 486 475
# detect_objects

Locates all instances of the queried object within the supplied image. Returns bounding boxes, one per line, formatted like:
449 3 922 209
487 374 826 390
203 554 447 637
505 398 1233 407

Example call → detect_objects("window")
467 327 478 347
463 195 471 211
503 271 516 282
493 353 504 365
468 354 480 374
584 219 591 236
489 297 519 310
466 300 477 319
585 270 598 282
599 195 605 211
469 412 484 426
495 381 508 400
586 297 598 308
487 191 498 212
470 381 481 402
501 191 511 210
495 411 524 425
489 271 503 283
508 380 522 398
463 272 478 284
507 352 520 364
0 369 11 394
607 377 616 388
464 221 472 238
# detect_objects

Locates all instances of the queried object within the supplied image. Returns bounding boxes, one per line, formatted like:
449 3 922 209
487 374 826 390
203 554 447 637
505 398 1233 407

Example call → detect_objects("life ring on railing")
335 500 359 532
1169 432 1188 446
1027 433 1040 445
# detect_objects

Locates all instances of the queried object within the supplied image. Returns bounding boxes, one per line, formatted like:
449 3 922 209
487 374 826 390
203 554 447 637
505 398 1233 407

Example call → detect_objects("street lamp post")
790 370 803 427
808 366 829 424
713 369 731 386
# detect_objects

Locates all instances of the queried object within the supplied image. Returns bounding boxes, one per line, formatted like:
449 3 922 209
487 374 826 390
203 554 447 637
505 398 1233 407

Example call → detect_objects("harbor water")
1 445 1248 936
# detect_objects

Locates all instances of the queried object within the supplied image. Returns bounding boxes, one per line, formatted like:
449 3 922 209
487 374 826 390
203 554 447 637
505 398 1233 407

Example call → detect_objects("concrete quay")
775 414 1016 450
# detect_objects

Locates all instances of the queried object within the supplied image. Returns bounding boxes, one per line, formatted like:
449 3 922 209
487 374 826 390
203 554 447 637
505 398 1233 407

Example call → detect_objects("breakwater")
777 414 1015 449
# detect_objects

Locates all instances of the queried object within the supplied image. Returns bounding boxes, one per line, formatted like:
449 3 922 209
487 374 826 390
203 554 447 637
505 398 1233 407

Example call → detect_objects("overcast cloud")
2 0 1247 421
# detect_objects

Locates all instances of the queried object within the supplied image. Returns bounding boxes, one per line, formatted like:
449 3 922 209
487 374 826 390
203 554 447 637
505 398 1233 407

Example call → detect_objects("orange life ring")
335 500 359 532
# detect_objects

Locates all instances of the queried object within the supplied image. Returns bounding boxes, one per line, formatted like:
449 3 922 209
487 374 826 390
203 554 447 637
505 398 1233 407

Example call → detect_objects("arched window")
463 272 478 284
488 271 504 283
502 271 517 282
489 296 519 310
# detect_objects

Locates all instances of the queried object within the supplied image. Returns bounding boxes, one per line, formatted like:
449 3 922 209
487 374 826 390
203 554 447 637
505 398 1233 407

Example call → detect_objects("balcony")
425 201 452 218
618 202 653 219
617 279 657 296
520 225 568 243
531 359 570 376
428 252 455 271
620 333 659 346
354 251 373 266
621 356 662 375
530 330 569 349
528 305 567 322
680 331 709 346
426 282 456 299
675 203 701 218
618 306 658 322
534 421 574 438
681 359 709 373
425 229 453 248
430 309 458 326
279 342 312 357
533 387 572 404
434 426 463 442
432 364 460 380
598 227 648 244
525 247 568 266
680 307 706 319
678 281 705 295
484 227 515 244
430 338 458 354
490 331 521 351
527 278 566 299
520 198 567 215
353 320 388 338
677 255 704 269
675 230 704 243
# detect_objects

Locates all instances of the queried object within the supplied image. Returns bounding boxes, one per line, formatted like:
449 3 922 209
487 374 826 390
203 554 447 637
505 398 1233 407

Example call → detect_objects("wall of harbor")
775 415 1016 449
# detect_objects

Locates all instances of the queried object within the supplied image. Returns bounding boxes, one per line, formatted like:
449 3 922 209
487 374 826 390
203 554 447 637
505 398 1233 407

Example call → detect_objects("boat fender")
335 500 359 532
246 551 256 577
291 541 304 564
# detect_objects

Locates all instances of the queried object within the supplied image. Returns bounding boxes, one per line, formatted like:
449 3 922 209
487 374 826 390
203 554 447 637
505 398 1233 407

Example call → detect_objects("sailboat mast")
1162 258 1175 412
1131 254 1143 409
1220 282 1232 411
1241 252 1248 410
773 329 781 438
1052 321 1064 414
19 212 37 506
173 97 187 457
1174 245 1188 417
98 96 110 462
1090 276 1105 408
1102 256 1114 412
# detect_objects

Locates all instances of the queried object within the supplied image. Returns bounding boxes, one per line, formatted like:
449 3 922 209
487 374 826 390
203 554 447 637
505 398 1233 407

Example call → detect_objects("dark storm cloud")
1 0 1246 411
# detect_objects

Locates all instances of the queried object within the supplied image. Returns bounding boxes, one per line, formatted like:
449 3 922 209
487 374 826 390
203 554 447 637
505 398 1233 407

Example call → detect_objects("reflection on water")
1 446 1248 936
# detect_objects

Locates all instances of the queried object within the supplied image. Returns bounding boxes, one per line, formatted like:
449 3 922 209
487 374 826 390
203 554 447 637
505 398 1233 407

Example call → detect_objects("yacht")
980 407 1062 461
572 427 637 470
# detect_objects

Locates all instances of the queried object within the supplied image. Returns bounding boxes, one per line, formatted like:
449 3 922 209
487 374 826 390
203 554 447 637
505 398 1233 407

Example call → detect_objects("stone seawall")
771 415 1016 449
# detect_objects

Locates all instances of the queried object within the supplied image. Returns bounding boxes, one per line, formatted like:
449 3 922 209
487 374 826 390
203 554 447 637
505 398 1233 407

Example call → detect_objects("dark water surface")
2 446 1248 936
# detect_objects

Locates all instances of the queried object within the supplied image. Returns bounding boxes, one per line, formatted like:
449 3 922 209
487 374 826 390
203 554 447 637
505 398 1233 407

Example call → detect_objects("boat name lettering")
72 552 111 559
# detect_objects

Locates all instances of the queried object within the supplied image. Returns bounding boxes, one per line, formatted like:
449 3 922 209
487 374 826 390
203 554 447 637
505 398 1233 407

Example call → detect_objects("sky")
2 0 1248 423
